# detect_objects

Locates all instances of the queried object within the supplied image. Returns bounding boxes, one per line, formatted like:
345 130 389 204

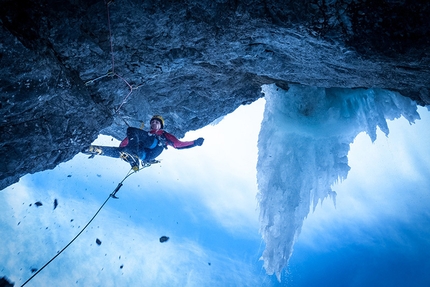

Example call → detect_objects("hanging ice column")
257 84 420 280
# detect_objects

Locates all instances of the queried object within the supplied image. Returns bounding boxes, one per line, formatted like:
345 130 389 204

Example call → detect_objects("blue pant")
125 127 164 161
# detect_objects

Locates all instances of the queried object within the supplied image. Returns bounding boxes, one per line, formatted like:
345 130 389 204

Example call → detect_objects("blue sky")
1 98 429 286
0 98 279 286
285 105 430 286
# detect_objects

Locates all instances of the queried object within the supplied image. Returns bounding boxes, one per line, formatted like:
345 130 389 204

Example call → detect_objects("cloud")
0 102 271 286
1 177 267 286
75 99 265 237
296 106 430 252
117 99 266 235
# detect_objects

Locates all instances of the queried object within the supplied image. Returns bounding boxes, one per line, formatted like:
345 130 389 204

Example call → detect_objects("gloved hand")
194 137 204 146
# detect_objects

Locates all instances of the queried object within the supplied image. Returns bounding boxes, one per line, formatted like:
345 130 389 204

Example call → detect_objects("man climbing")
83 115 204 170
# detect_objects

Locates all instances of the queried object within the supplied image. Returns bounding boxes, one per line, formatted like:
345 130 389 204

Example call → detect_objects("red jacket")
119 129 196 149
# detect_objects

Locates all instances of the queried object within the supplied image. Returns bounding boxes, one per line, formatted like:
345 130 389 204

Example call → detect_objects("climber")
83 115 204 169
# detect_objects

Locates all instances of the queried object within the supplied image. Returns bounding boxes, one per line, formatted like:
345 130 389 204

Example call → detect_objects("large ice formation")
257 84 420 280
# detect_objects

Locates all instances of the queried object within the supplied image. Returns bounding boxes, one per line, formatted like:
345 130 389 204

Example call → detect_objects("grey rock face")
0 9 112 189
1 0 429 189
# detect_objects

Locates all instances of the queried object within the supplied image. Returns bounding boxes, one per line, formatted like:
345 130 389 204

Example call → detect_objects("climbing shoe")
83 145 103 154
82 145 104 158
120 151 140 170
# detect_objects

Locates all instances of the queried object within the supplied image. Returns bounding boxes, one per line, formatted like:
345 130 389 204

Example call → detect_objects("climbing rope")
19 2 158 285
20 166 149 287
84 0 144 116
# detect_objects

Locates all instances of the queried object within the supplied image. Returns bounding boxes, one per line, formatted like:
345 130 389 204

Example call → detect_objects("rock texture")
1 0 429 190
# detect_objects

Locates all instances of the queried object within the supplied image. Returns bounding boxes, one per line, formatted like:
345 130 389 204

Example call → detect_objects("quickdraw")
82 0 144 116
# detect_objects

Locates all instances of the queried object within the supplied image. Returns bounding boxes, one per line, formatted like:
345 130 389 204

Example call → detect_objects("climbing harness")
120 151 140 171
20 164 153 287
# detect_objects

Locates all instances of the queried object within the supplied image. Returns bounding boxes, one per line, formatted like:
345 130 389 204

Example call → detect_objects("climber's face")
150 119 162 131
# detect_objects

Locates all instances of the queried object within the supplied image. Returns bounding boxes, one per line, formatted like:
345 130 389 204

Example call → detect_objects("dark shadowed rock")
159 236 169 243
1 0 429 190
0 276 14 287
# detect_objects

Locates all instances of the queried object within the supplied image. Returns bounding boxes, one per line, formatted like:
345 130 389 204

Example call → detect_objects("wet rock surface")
1 0 429 190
